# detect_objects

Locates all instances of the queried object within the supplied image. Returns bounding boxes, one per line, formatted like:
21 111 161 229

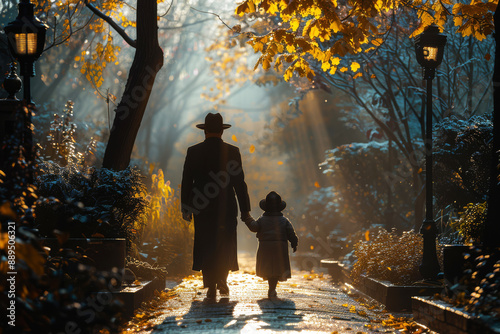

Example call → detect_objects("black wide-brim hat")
259 191 286 212
196 112 231 132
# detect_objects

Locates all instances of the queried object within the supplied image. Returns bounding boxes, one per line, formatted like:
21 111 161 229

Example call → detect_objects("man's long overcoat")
181 137 251 272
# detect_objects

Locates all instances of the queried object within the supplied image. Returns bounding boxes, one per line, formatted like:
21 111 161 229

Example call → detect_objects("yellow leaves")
262 58 271 70
286 44 296 53
350 62 361 72
283 59 315 82
331 57 341 66
249 145 256 153
236 0 496 84
252 41 264 53
364 230 370 241
290 17 300 31
330 16 342 33
309 24 321 40
277 161 283 165
340 67 348 73
231 135 238 142
235 1 249 16
409 10 435 38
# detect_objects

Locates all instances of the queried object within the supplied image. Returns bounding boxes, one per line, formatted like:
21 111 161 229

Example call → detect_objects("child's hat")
259 191 286 212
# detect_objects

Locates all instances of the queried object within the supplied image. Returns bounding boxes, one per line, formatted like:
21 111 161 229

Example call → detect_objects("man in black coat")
181 113 253 299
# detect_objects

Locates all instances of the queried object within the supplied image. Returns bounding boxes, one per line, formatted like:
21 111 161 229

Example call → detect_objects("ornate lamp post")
4 0 47 104
414 24 447 281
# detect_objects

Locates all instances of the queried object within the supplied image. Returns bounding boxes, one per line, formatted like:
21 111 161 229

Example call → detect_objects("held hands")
240 211 254 224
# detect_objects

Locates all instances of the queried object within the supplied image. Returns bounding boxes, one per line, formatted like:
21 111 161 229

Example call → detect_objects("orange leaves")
249 145 256 153
75 34 121 89
235 0 496 84
410 0 496 41
283 59 315 82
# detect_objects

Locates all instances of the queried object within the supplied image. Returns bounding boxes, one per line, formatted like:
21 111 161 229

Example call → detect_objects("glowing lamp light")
423 46 439 61
14 33 38 55
3 0 48 103
414 24 447 79
4 0 47 62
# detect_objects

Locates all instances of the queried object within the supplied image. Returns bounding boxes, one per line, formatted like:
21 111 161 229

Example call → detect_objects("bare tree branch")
160 18 212 30
83 0 137 48
189 6 235 32
159 0 173 18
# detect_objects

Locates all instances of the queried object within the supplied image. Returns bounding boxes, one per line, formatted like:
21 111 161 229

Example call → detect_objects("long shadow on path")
152 296 303 332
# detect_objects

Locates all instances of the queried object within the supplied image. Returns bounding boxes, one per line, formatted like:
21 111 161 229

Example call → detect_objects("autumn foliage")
352 228 443 285
234 0 497 81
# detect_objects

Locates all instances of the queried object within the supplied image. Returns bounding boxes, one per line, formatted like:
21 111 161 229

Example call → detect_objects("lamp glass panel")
423 46 438 61
14 33 38 55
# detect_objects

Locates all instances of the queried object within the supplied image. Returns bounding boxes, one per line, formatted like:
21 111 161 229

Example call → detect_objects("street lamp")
4 0 47 104
414 24 447 281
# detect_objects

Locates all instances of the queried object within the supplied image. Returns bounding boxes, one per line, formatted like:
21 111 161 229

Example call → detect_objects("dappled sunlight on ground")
121 252 430 333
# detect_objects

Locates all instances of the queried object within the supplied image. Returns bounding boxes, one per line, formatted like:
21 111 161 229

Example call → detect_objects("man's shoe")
207 287 216 299
268 289 277 298
218 282 230 296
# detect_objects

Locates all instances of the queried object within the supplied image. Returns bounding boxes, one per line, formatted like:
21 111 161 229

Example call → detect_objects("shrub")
0 224 124 333
126 256 167 281
434 114 492 212
1 104 122 333
35 163 148 255
320 141 415 230
351 228 442 285
444 247 500 318
34 100 105 167
450 202 487 244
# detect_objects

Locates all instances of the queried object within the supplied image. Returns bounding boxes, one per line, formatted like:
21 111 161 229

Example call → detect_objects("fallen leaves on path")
120 289 178 333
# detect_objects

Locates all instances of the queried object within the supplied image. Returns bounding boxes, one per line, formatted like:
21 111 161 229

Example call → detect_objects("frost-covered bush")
33 100 107 167
35 163 148 255
320 141 415 230
1 105 122 333
302 187 345 234
352 228 443 285
434 114 492 212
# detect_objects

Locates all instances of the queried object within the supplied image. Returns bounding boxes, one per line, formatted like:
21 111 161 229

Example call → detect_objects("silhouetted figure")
244 191 298 298
181 112 253 299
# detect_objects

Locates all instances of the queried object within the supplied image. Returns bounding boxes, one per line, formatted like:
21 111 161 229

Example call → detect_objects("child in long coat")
244 191 298 298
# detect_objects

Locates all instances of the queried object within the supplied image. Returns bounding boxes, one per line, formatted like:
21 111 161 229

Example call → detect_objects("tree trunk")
102 0 163 170
483 5 500 248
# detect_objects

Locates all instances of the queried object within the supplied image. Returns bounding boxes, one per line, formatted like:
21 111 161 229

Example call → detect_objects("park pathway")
122 253 424 333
